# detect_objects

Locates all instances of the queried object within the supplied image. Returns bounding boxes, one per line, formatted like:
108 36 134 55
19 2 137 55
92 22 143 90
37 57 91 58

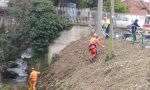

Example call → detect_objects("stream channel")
3 26 91 86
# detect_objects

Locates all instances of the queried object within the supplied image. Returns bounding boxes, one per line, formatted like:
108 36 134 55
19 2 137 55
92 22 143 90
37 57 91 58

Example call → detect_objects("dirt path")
40 37 150 90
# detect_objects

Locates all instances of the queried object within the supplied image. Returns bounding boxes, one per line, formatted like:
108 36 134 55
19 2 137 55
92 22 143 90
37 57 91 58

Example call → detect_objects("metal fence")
54 7 98 26
55 7 146 28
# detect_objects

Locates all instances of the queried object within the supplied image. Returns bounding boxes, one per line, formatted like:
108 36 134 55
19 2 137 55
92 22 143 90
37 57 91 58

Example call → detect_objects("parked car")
115 16 132 28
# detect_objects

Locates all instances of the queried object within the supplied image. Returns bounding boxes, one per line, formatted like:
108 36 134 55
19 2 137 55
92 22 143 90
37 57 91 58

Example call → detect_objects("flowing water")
4 48 31 84
6 59 28 84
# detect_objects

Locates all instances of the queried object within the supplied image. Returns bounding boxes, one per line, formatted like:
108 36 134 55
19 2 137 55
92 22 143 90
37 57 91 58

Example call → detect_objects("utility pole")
108 0 114 59
149 0 150 11
97 0 103 37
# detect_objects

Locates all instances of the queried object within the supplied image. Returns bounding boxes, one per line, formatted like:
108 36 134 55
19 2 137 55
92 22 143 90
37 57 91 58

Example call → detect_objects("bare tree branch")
138 0 149 13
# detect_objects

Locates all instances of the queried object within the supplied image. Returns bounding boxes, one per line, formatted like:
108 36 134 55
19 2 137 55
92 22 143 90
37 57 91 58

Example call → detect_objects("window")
122 17 128 21
116 16 121 20
145 17 150 24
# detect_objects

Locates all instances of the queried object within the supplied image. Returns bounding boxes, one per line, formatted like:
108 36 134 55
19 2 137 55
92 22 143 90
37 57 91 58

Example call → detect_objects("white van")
115 16 132 28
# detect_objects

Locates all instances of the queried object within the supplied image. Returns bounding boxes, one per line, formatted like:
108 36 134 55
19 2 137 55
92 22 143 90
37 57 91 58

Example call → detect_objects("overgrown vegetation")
54 0 129 13
29 0 67 58
0 0 30 63
0 31 21 61
0 0 71 76
28 0 72 69
103 0 129 13
78 0 92 8
0 0 30 83
91 0 129 13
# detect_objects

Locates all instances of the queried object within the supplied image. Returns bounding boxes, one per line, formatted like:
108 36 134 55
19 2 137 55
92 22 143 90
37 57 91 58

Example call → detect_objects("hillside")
39 37 150 90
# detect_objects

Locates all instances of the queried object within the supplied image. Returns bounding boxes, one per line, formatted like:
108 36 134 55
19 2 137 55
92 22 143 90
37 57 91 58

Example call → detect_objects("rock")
5 61 19 68
21 48 32 60
2 62 19 78
2 70 19 79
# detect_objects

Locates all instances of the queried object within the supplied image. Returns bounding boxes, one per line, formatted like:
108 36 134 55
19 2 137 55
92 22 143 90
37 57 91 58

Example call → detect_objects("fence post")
142 34 144 48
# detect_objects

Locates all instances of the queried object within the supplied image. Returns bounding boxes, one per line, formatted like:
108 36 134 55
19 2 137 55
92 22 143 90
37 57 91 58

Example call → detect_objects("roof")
123 0 149 16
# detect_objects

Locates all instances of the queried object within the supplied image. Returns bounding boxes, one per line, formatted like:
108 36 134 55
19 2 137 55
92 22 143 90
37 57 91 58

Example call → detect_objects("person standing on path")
103 16 110 39
29 68 40 90
131 19 140 44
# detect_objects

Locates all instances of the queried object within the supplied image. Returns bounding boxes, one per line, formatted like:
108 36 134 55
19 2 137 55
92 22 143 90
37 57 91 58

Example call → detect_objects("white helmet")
92 33 98 37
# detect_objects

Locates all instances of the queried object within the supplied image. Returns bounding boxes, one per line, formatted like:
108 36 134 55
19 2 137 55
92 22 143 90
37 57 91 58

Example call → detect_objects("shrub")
29 0 71 58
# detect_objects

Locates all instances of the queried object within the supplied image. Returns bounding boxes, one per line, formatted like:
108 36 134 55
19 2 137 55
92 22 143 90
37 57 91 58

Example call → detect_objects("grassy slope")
40 37 150 90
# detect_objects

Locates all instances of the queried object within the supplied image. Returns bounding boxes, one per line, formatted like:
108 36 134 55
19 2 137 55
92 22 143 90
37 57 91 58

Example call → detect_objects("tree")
138 0 150 14
29 0 70 59
108 0 114 60
103 0 129 13
8 0 30 52
9 0 30 32
53 0 93 8
78 0 93 8
0 0 32 62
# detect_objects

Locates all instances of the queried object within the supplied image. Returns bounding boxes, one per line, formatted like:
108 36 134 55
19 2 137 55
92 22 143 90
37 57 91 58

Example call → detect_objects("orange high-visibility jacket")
89 37 103 48
29 70 40 81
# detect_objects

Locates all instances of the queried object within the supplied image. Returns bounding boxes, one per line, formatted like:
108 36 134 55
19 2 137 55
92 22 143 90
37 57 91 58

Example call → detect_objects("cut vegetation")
39 37 150 90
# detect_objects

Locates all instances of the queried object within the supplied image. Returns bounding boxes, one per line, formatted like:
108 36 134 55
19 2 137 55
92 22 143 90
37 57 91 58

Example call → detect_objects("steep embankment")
40 37 150 90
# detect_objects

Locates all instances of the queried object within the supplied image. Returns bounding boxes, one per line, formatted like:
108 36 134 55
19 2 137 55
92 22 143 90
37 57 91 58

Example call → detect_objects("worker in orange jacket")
89 33 104 60
29 68 40 90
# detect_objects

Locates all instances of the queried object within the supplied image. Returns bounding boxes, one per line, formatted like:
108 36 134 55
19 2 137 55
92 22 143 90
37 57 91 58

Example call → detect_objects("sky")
144 0 149 2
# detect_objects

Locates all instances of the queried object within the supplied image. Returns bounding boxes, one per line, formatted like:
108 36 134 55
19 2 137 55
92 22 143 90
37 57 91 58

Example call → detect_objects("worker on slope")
89 33 105 61
29 67 40 90
103 16 110 39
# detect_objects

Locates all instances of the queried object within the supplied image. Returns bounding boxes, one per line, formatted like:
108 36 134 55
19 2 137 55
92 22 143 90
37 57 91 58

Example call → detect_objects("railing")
54 7 98 26
54 7 146 28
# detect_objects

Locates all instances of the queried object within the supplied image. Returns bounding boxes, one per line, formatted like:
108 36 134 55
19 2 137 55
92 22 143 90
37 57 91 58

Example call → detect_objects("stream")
3 48 31 84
